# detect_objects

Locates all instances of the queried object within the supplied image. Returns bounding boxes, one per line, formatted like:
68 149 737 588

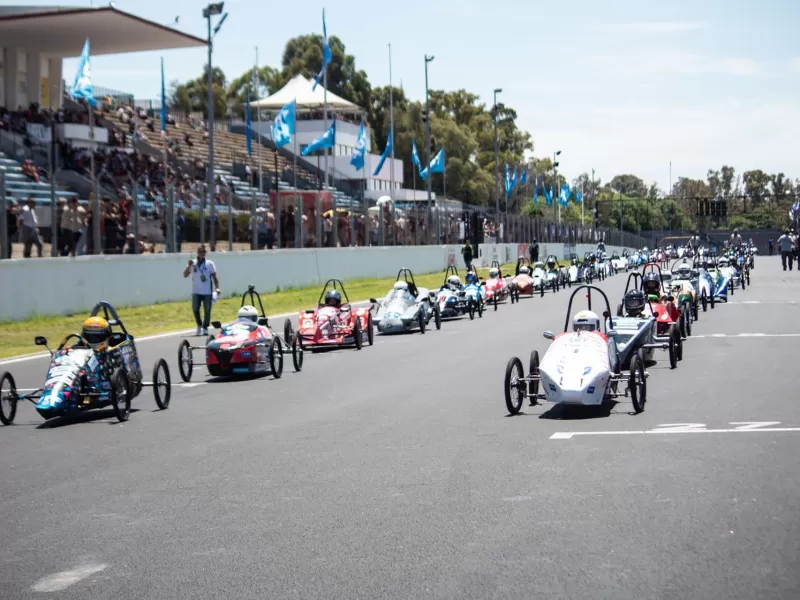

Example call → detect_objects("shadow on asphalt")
538 401 620 420
34 408 142 429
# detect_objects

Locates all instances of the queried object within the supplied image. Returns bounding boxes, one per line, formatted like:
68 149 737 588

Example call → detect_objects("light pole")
424 54 434 242
493 88 502 237
203 2 227 247
553 150 561 226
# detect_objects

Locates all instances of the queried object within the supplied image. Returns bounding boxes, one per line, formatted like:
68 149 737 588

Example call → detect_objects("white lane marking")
550 422 800 439
691 333 800 339
31 563 108 592
175 382 207 388
727 301 797 305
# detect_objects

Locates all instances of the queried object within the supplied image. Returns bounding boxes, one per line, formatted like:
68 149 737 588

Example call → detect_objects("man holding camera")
183 245 220 335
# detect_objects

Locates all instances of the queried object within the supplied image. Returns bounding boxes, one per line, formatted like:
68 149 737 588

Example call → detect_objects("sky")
16 0 800 191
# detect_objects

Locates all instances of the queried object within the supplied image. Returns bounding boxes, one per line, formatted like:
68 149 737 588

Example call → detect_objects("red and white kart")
297 279 373 350
503 285 648 415
482 261 518 309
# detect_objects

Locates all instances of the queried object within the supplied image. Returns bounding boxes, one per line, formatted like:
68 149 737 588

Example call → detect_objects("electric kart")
611 251 628 273
297 279 374 350
436 266 483 319
512 258 538 298
502 285 649 415
371 269 442 333
567 254 585 285
177 286 303 382
640 263 693 339
0 302 171 425
483 261 517 308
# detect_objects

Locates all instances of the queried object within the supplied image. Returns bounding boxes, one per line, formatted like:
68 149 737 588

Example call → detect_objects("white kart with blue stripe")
371 269 441 334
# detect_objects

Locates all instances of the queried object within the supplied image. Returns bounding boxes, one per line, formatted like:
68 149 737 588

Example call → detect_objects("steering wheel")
57 333 90 351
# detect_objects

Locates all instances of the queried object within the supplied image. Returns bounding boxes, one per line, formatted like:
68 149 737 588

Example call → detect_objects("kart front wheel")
284 319 294 343
152 358 171 410
504 357 525 415
418 309 426 334
668 330 679 369
493 293 498 311
178 339 193 383
291 332 304 372
477 299 484 318
269 337 284 378
434 305 442 330
468 300 475 320
528 350 540 404
353 318 363 350
0 371 19 426
701 293 708 312
367 314 375 346
629 354 646 414
111 368 131 422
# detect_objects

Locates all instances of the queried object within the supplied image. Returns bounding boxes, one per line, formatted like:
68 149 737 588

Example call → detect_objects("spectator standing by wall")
183 245 220 336
19 197 43 258
4 198 16 259
461 240 473 271
529 239 539 263
60 197 84 256
777 230 793 271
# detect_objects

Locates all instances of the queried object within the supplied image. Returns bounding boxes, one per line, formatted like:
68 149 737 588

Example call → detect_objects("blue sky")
31 0 800 190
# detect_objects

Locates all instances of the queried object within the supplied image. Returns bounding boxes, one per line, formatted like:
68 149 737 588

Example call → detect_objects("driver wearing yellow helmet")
81 316 112 352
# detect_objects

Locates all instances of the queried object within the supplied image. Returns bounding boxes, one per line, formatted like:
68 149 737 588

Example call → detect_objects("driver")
573 310 600 333
465 272 478 285
446 275 462 290
238 305 259 323
81 316 112 352
392 280 411 300
623 290 646 317
546 257 557 271
642 272 663 298
324 290 342 308
518 265 531 276
489 267 500 279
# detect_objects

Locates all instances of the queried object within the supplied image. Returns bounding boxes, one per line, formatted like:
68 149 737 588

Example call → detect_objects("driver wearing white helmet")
446 275 462 290
238 305 259 323
573 310 600 333
518 266 530 276
489 267 500 279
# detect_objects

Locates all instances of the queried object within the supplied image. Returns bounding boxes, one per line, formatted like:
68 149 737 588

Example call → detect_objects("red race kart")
483 261 517 309
297 279 373 350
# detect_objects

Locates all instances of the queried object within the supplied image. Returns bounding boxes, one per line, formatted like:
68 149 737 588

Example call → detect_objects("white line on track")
551 422 800 439
726 300 797 305
30 563 108 592
691 333 800 339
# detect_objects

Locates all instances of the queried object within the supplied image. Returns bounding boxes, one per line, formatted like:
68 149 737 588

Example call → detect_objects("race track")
2 257 799 599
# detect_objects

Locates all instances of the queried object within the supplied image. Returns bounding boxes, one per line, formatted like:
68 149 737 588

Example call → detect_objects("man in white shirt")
183 245 220 335
777 230 794 271
19 197 43 258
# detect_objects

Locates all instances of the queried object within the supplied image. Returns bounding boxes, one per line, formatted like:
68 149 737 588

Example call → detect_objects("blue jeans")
192 294 213 328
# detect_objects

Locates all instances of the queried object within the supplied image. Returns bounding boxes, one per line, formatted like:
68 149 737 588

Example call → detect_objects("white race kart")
503 285 648 415
611 251 628 273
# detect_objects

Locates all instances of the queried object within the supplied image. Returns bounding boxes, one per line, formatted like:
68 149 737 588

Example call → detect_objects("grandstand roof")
0 7 207 56
249 74 362 112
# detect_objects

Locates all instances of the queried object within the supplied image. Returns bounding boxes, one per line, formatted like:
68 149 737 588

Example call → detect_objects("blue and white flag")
271 99 296 148
160 58 167 135
313 9 333 91
70 38 96 107
411 139 422 170
520 168 528 186
559 184 571 205
301 114 336 155
575 190 583 204
532 175 538 204
372 130 393 176
420 148 445 181
246 91 253 156
350 121 367 171
543 185 553 206
511 167 518 191
790 201 800 220
504 163 512 198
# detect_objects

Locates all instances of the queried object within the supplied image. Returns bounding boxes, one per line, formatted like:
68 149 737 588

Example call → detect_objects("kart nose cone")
377 316 406 332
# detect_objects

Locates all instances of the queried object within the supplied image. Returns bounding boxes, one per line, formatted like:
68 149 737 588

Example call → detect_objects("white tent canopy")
249 74 362 112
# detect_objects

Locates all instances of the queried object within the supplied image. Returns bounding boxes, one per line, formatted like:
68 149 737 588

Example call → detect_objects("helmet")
573 310 600 333
547 258 556 268
624 290 646 316
643 273 661 296
466 272 478 284
718 257 729 267
447 275 461 288
489 268 499 278
324 290 342 307
519 266 530 275
393 280 409 292
238 305 258 322
82 316 111 351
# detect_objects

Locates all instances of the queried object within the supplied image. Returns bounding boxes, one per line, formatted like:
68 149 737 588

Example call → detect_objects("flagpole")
255 47 263 197
293 96 298 246
388 42 396 245
161 58 168 253
89 103 100 254
581 180 585 227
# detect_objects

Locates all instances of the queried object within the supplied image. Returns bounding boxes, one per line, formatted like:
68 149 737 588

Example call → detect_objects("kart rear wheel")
668 330 679 369
353 318 363 350
468 300 475 320
177 339 193 383
711 294 715 309
111 368 131 422
434 305 442 330
291 332 304 372
528 351 540 404
540 284 544 297
367 314 374 346
477 299 483 318
418 309 426 334
629 354 646 414
685 305 693 337
741 275 746 290
493 293 498 311
701 292 708 312
284 319 293 343
692 299 699 321
676 329 684 361
503 357 525 415
269 337 284 378
0 371 19 426
152 358 171 410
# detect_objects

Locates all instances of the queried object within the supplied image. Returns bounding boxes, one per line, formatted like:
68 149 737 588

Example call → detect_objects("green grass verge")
1 263 545 360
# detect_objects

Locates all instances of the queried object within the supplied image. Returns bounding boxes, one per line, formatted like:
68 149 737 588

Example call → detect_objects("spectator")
529 238 539 263
461 240 473 271
60 197 85 256
183 245 220 336
18 197 43 258
22 159 41 183
4 198 16 259
777 230 793 271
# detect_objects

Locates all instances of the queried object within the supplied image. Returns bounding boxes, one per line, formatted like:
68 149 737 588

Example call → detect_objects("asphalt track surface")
2 257 799 599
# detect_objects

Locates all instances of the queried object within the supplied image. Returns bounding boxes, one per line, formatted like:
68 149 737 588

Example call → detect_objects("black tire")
741 275 746 290
692 299 699 321
291 331 304 371
177 339 193 383
685 305 693 337
152 358 171 410
617 303 623 317
0 371 19 426
284 319 293 343
730 282 734 296
528 350 540 404
701 293 708 312
676 329 684 361
493 293 498 311
540 283 544 297
510 288 516 304
504 357 525 415
367 314 374 346
269 337 284 378
477 298 483 318
418 309 426 334
629 354 646 414
669 330 678 369
111 367 131 422
468 299 475 320
434 305 442 330
353 318 363 350
711 293 715 309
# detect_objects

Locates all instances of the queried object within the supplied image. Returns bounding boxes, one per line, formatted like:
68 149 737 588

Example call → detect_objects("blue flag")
543 185 553 206
271 100 296 148
559 184 571 205
520 168 528 185
511 167 518 191
372 130 393 176
420 148 445 180
160 58 167 134
301 115 336 155
313 9 333 91
350 121 367 171
576 190 583 204
504 163 512 199
411 139 422 170
532 175 538 204
70 38 96 107
246 91 252 156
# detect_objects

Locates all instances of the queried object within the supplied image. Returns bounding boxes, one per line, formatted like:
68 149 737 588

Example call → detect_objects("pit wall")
0 243 628 321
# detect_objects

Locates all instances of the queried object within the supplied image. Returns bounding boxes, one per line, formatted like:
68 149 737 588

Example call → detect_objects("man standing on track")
183 245 220 335
529 238 539 263
777 230 793 271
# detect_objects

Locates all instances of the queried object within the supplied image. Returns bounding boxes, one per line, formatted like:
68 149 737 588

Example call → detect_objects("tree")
227 66 283 118
169 65 228 119
608 174 647 198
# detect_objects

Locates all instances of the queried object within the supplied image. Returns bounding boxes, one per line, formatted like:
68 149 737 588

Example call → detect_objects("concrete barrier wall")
475 243 630 266
0 241 632 321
